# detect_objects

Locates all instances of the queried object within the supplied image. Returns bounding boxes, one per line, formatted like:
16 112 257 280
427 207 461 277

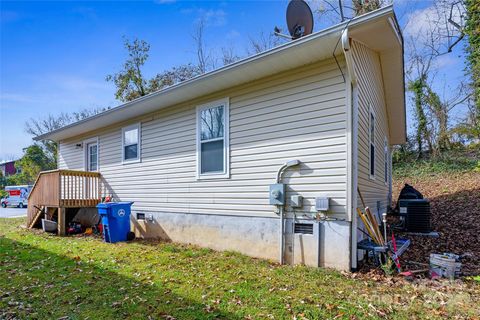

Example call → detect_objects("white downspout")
342 29 356 86
341 28 359 270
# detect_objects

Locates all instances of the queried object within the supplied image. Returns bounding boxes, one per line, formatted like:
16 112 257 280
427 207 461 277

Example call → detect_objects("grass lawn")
1 218 479 320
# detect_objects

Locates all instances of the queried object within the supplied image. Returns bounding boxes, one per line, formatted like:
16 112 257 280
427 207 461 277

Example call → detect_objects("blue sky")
0 0 468 160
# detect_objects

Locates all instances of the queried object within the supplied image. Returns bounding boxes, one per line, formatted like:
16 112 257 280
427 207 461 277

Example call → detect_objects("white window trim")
122 123 141 164
369 105 375 180
196 98 230 180
83 137 99 172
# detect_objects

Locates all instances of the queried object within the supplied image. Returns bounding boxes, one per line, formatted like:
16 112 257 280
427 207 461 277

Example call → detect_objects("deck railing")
27 169 101 227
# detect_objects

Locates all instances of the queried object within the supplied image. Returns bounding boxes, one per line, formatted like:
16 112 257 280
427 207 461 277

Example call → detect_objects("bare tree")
404 0 466 56
192 16 215 73
220 46 240 66
25 108 106 164
404 0 469 156
352 0 384 16
311 0 392 24
247 31 284 55
149 64 201 91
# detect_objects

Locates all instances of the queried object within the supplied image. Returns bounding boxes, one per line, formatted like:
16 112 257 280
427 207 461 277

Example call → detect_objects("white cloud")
198 9 227 27
154 0 177 4
0 74 116 159
181 7 227 27
403 2 465 40
434 54 459 69
226 29 240 40
0 93 37 104
403 6 437 39
0 74 115 112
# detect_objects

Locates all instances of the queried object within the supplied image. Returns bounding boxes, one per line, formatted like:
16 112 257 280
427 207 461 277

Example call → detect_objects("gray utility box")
284 219 321 267
290 195 303 208
269 184 285 206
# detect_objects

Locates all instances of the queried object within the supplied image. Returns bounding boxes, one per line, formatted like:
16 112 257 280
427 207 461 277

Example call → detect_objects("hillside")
392 157 480 276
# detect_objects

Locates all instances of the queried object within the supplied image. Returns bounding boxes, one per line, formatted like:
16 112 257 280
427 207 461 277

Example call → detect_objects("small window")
369 106 375 179
384 138 388 184
84 138 99 172
197 98 229 179
87 142 98 171
122 123 141 163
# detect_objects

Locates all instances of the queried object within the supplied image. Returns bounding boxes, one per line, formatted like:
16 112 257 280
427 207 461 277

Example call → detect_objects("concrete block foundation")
131 211 351 270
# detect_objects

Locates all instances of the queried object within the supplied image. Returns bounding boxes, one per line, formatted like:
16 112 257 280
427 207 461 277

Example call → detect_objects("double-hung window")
369 106 375 179
122 123 141 163
197 98 229 179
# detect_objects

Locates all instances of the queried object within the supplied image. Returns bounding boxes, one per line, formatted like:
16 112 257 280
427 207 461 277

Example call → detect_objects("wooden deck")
27 169 101 234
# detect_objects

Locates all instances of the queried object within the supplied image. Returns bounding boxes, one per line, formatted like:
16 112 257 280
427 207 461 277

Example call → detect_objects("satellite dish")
286 0 314 39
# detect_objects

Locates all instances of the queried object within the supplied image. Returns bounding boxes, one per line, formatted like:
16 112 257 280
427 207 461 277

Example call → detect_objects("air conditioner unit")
398 199 431 233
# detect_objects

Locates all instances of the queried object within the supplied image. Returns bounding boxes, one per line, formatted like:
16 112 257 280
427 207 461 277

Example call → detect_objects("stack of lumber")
356 207 384 245
357 187 384 245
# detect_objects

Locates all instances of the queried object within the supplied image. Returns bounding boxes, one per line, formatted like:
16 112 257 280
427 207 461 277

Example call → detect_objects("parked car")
1 185 32 208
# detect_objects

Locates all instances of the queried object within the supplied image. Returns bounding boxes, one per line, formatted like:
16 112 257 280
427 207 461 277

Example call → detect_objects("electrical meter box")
269 184 285 205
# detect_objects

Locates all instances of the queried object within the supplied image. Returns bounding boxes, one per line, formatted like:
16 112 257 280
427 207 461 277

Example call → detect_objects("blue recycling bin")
96 202 134 243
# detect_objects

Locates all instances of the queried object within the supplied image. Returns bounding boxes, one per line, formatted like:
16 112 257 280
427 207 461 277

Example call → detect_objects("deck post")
58 207 66 236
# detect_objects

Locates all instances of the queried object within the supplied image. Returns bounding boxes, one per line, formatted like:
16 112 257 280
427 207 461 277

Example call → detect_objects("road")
0 207 28 218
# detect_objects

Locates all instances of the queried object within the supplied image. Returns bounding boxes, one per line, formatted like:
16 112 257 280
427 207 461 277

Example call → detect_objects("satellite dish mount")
275 0 314 40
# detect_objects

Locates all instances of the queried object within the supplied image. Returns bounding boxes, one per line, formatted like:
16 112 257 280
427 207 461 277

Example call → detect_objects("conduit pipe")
276 159 301 265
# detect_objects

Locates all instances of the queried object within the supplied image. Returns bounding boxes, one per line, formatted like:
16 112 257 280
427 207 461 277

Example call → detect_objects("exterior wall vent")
294 223 314 235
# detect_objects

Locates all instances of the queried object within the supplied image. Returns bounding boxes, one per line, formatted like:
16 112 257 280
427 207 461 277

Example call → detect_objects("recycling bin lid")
96 202 134 209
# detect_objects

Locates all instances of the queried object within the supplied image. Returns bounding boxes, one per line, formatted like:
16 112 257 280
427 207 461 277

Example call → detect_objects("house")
0 160 20 177
31 6 405 271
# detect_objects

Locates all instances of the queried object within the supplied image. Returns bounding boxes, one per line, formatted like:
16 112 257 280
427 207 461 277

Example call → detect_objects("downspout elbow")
341 28 356 86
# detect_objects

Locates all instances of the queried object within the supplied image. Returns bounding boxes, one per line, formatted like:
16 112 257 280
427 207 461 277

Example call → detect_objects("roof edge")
35 6 396 142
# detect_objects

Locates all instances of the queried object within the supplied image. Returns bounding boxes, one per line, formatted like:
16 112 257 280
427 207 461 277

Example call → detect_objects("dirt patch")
393 172 480 276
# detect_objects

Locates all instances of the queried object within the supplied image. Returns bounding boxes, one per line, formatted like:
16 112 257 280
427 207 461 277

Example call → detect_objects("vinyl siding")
58 141 84 170
352 40 391 216
58 58 348 218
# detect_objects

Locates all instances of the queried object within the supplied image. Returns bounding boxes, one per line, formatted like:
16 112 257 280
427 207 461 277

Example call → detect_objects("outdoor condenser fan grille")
399 199 432 233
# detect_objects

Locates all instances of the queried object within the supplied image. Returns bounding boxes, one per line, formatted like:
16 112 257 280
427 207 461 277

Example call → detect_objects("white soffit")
349 14 406 144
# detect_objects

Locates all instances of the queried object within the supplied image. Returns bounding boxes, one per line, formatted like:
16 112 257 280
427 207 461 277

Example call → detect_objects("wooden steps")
28 206 44 229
